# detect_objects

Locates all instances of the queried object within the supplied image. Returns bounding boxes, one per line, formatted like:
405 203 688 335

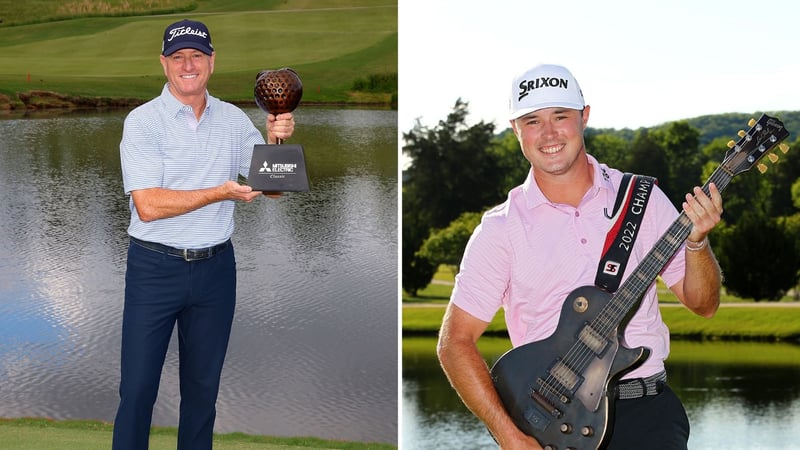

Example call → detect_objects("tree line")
402 99 800 301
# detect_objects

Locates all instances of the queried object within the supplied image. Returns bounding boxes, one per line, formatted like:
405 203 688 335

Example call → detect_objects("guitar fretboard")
598 168 732 332
568 112 789 373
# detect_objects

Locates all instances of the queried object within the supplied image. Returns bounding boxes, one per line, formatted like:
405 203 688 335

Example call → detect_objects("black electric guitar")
490 114 790 450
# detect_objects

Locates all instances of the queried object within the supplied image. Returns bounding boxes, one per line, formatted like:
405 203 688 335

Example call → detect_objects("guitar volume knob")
581 425 594 436
559 423 573 434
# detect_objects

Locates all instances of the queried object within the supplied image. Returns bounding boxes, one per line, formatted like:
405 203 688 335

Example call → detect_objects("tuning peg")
738 130 746 138
768 153 779 163
757 163 768 174
748 118 756 127
727 140 736 148
779 143 789 154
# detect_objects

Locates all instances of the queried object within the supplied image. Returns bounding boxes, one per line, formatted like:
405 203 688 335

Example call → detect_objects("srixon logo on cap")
517 77 570 101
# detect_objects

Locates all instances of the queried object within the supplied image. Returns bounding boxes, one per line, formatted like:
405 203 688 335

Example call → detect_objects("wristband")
685 237 708 252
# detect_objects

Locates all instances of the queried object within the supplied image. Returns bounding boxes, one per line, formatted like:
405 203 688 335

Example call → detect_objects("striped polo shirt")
120 83 265 249
451 155 686 380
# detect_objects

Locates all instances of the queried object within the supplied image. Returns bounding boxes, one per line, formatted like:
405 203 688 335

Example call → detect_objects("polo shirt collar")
522 153 615 208
159 83 211 118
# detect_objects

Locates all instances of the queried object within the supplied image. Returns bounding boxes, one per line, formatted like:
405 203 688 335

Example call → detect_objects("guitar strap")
594 173 657 293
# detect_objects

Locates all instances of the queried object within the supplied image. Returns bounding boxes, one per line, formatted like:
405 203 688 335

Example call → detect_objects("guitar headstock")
724 114 790 175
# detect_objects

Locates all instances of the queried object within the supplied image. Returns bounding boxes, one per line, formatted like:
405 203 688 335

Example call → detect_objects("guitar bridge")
531 389 562 418
522 386 562 431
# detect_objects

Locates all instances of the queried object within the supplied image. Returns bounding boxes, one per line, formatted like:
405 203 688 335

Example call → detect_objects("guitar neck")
593 112 788 338
600 165 735 328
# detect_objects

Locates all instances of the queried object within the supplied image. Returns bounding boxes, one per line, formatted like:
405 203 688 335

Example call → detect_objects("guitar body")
490 285 649 450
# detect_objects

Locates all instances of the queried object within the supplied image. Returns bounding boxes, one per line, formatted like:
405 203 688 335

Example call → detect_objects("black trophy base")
247 144 309 192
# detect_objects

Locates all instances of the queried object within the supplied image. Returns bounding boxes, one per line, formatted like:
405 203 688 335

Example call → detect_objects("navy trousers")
605 384 690 449
112 240 236 450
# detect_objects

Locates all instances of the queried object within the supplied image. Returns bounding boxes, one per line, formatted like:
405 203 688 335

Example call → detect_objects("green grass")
665 340 800 365
403 302 800 341
0 0 397 106
404 265 785 304
404 265 800 340
0 418 396 450
660 304 800 340
403 304 506 336
402 265 456 304
402 336 800 369
0 0 198 26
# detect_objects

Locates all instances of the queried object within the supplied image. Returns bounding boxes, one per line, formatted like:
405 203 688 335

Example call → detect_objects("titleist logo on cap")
161 19 213 56
517 77 570 102
166 25 207 42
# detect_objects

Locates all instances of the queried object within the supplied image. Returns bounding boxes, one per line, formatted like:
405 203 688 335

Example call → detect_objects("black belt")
130 237 230 262
616 370 666 400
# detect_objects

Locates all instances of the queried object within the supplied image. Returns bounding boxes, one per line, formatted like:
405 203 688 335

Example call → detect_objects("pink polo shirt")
451 154 686 379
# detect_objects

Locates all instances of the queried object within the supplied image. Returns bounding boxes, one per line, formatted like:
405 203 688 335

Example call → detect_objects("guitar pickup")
578 323 609 356
549 360 581 392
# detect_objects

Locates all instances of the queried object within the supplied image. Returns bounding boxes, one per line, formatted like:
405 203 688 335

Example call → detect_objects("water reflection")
402 337 800 449
0 108 397 444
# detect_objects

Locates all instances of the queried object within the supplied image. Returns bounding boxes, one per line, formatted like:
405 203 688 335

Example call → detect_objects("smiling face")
511 106 591 178
159 48 215 104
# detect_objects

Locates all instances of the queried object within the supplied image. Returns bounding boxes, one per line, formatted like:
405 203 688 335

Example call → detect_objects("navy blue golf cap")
162 19 214 56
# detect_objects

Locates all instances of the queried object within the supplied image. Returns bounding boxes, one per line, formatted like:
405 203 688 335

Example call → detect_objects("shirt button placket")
573 209 588 245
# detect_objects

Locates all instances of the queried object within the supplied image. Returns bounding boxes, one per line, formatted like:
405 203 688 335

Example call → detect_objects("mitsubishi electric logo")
258 160 298 178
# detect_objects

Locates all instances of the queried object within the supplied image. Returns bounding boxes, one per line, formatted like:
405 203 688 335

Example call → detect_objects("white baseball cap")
509 64 585 120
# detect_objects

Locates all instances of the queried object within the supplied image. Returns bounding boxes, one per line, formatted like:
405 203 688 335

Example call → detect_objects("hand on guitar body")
495 430 544 450
437 304 545 450
485 407 544 450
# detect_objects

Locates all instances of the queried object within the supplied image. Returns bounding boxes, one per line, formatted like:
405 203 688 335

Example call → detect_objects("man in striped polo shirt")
113 19 295 450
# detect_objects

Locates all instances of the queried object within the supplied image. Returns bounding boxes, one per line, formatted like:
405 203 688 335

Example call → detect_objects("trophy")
248 68 309 192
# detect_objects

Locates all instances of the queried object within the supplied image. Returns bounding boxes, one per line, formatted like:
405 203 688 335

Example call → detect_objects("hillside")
0 0 397 111
588 110 799 146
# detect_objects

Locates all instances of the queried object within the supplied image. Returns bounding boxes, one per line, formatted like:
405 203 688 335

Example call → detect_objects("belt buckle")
183 248 211 261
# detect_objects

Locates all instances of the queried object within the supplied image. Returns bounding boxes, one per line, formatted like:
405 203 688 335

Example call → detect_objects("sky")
398 0 800 136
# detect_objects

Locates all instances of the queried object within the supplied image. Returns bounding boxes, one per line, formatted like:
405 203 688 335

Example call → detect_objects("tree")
627 129 670 187
490 130 531 195
650 121 702 203
763 135 800 217
402 99 502 293
714 212 800 301
417 212 482 270
585 132 631 170
403 99 503 230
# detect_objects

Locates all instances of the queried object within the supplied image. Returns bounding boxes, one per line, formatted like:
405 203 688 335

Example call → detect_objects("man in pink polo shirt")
437 64 723 449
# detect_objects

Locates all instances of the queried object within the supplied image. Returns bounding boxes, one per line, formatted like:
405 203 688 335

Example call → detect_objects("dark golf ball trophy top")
248 68 309 192
254 68 303 127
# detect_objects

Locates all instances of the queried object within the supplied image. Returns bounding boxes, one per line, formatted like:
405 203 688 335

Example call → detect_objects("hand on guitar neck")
681 183 723 244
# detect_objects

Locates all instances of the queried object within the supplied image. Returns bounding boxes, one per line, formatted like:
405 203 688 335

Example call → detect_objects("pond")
402 337 800 449
0 107 398 444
